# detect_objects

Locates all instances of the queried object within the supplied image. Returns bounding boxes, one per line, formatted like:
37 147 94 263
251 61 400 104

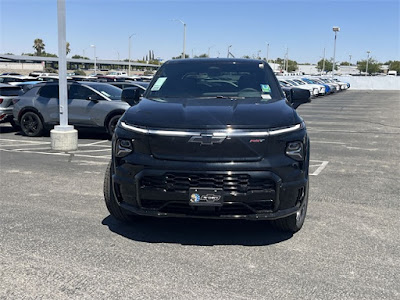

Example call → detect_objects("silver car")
0 83 23 129
13 81 129 137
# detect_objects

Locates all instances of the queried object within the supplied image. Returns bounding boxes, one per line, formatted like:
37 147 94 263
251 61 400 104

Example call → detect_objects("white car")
291 78 326 96
106 71 128 77
332 78 349 90
319 78 342 91
283 79 319 97
0 75 36 85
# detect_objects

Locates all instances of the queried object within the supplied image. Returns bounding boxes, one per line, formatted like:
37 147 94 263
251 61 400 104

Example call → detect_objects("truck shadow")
102 215 293 246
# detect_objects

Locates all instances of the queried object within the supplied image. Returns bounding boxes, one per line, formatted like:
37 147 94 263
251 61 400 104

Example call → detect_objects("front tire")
20 111 44 137
107 115 121 137
104 160 135 222
271 181 309 233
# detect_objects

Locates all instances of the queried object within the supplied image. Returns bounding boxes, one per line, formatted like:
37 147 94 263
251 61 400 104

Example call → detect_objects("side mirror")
121 87 141 106
290 88 311 109
86 96 99 102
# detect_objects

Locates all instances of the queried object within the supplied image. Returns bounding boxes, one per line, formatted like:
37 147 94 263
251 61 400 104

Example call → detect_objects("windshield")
279 80 291 87
85 82 122 100
145 60 283 101
286 80 298 86
293 79 305 85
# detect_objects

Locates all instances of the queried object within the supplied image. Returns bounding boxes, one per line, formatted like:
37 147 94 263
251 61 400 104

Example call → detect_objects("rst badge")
249 139 265 143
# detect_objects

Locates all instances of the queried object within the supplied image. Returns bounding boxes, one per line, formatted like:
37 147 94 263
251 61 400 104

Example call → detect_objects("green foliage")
194 53 208 58
71 55 89 60
340 61 351 66
385 60 400 73
274 57 298 72
73 69 86 76
357 59 381 74
22 52 57 57
33 38 45 56
242 55 251 59
317 58 338 72
66 42 70 55
172 53 189 59
44 67 57 73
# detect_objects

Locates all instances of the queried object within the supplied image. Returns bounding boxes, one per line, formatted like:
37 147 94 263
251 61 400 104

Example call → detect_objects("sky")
0 0 399 64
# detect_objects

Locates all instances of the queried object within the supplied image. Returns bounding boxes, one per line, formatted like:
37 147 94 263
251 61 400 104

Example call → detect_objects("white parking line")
311 140 346 145
12 147 52 151
310 161 329 176
0 148 110 159
79 140 109 146
70 149 110 153
0 138 51 145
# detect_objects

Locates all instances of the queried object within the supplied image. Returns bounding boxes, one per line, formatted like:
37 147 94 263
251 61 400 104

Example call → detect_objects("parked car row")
277 76 350 100
0 66 347 140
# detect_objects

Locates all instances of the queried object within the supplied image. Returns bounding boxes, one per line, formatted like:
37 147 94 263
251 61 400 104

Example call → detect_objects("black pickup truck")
104 58 310 233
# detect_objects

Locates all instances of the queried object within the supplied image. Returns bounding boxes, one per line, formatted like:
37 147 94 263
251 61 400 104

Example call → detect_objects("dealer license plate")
189 188 224 206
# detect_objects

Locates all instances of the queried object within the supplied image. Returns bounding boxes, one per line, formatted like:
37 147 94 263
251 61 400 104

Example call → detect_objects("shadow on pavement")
102 215 293 246
0 124 110 140
0 125 16 134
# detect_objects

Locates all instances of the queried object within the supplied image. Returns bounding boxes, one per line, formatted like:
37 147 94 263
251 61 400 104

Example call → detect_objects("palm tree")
33 38 45 56
66 42 70 55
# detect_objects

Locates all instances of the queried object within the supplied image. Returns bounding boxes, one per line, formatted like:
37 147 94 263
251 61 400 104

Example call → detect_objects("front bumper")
112 157 308 220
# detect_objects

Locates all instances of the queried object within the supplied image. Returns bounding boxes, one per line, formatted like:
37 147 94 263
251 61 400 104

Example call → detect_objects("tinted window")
146 60 282 100
38 85 59 98
84 83 122 100
69 85 100 100
0 87 23 96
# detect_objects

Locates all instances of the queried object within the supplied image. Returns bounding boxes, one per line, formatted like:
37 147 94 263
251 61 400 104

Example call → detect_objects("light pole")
128 33 135 76
332 26 340 76
90 44 96 75
208 45 215 58
257 50 261 59
227 45 232 58
322 47 326 75
51 0 77 151
349 54 352 65
366 51 371 75
172 19 186 59
266 42 269 63
285 47 289 73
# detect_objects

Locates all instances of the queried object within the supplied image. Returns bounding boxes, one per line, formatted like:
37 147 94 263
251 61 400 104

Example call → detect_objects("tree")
71 55 89 60
242 55 251 59
385 60 400 73
33 38 45 56
357 59 381 74
66 42 70 55
317 58 338 72
340 61 351 66
275 57 298 72
194 53 208 58
172 53 189 59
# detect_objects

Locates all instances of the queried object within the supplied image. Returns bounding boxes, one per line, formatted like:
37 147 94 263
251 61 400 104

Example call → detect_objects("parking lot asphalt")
0 90 399 299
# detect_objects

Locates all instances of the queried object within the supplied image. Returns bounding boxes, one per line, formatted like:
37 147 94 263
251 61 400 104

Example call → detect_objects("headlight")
285 141 304 161
115 139 133 157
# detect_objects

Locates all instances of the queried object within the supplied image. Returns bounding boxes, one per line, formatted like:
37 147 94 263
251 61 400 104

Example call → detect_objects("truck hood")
121 97 298 129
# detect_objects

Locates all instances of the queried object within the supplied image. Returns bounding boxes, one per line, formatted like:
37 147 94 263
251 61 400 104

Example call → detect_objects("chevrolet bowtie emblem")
188 134 226 145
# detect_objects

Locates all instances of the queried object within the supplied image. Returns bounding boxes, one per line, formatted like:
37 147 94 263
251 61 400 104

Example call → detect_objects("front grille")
140 173 275 193
139 172 276 215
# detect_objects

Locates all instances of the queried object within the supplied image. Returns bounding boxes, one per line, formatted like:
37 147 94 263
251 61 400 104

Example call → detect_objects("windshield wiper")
215 95 244 100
